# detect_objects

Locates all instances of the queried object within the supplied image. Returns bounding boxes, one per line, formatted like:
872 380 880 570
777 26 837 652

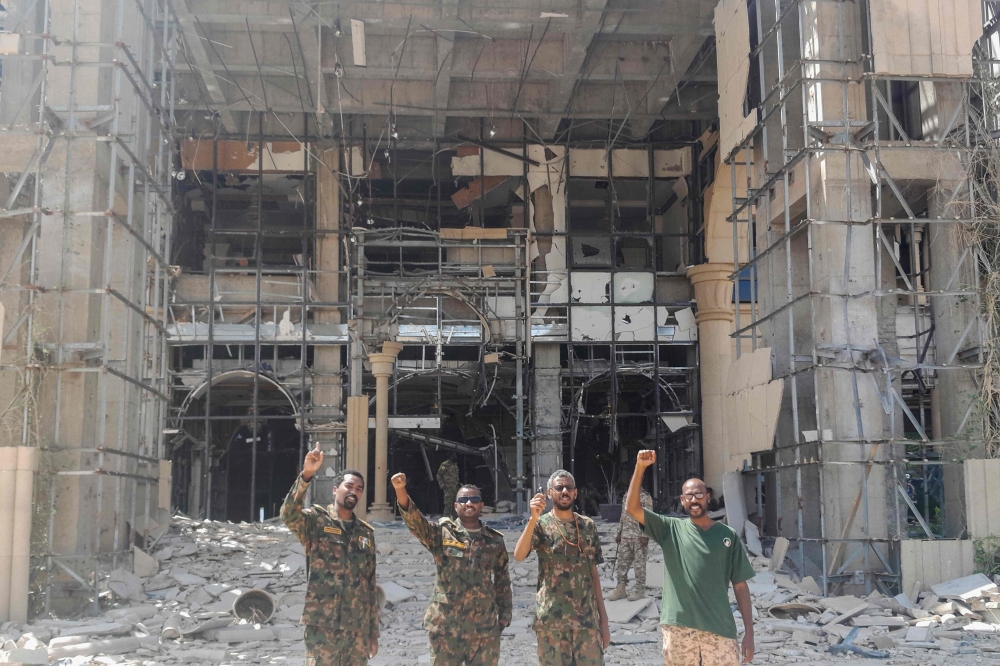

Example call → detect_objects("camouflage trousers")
615 537 647 587
442 484 460 518
536 627 604 666
429 627 502 665
304 625 370 666
661 624 739 666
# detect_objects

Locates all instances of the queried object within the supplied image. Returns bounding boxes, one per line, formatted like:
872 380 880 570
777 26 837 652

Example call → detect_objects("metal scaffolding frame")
0 0 176 612
729 0 989 594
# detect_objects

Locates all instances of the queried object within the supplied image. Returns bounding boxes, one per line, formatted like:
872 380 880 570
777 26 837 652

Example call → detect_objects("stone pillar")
532 343 562 491
367 341 403 520
687 264 735 493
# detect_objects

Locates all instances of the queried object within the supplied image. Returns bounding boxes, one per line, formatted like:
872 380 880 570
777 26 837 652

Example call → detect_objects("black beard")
553 496 574 510
339 494 358 509
684 503 704 515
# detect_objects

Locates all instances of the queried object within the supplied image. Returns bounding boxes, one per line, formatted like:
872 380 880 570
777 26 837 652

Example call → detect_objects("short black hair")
455 484 481 500
333 469 365 488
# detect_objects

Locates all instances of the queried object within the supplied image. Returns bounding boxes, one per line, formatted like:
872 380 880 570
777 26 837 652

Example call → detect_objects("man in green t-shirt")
625 450 756 665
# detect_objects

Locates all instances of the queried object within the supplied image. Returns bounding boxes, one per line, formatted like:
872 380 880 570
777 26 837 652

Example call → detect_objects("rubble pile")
2 515 1000 664
743 564 1000 663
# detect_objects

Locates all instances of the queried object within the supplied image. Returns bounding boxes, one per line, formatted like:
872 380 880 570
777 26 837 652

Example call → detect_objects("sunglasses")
456 496 483 504
681 492 706 500
551 484 576 493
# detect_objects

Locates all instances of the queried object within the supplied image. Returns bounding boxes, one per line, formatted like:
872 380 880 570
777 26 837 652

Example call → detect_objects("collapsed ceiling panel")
451 147 525 177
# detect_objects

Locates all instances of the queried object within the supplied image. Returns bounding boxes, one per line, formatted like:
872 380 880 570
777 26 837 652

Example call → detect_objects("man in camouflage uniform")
281 443 379 666
391 472 512 665
610 487 653 601
437 457 460 518
515 469 610 666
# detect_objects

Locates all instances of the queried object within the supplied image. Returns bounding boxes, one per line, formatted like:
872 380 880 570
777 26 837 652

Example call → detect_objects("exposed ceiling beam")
179 14 713 38
629 34 707 139
173 64 713 84
432 0 459 137
174 101 715 120
174 0 238 133
538 0 610 139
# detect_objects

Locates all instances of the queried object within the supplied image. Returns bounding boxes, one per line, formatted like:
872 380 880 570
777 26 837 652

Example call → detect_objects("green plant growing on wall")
974 536 1000 579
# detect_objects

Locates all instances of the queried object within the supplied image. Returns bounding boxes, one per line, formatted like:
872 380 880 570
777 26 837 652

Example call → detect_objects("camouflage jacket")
530 511 604 630
280 475 379 640
401 501 512 632
619 490 653 538
437 459 459 490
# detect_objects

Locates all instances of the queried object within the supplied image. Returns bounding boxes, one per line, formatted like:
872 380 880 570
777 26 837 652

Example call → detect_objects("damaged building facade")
0 0 997 617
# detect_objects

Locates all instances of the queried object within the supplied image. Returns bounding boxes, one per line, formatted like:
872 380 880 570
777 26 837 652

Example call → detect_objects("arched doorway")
171 370 303 522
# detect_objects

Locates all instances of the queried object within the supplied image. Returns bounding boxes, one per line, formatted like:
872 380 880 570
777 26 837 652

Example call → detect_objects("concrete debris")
7 514 1000 665
931 573 997 600
133 547 160 578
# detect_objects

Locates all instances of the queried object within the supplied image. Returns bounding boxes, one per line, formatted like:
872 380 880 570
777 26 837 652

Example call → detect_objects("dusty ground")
4 514 1000 665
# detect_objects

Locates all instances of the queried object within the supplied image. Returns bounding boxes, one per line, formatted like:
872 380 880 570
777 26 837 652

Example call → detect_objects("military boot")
627 585 645 601
608 582 628 601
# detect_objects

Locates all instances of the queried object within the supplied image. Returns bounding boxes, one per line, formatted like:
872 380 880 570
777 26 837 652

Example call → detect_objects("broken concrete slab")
133 546 159 577
853 615 908 627
108 569 145 602
380 581 417 605
0 648 47 664
744 522 763 557
930 573 997 600
604 597 654 624
819 596 866 614
171 570 209 586
906 627 930 642
797 576 822 595
769 537 789 572
823 602 869 627
47 636 155 660
870 635 896 650
208 626 276 642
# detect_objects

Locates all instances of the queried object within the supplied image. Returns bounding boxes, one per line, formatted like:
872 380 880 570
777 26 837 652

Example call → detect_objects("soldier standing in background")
281 443 379 665
437 456 461 518
514 469 610 666
609 487 653 601
392 472 512 665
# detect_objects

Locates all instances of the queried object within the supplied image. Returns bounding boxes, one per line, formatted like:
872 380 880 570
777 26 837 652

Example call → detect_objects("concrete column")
367 342 403 520
687 264 735 493
532 343 562 491
0 447 17 622
10 447 36 622
312 144 343 503
927 187 980 537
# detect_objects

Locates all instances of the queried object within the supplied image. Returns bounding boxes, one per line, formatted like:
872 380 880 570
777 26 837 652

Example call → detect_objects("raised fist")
529 493 546 519
391 473 407 490
636 449 656 469
303 443 323 480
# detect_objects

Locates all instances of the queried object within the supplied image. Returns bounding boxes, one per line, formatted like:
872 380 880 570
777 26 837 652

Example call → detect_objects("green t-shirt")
642 509 755 639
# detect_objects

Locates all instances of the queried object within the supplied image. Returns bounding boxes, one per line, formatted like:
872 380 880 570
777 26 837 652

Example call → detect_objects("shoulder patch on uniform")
357 519 374 531
323 526 342 535
442 539 467 549
723 537 732 547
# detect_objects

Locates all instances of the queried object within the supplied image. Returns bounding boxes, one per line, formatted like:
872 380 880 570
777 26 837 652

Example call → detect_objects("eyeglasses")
681 492 706 500
456 496 483 504
552 484 576 492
